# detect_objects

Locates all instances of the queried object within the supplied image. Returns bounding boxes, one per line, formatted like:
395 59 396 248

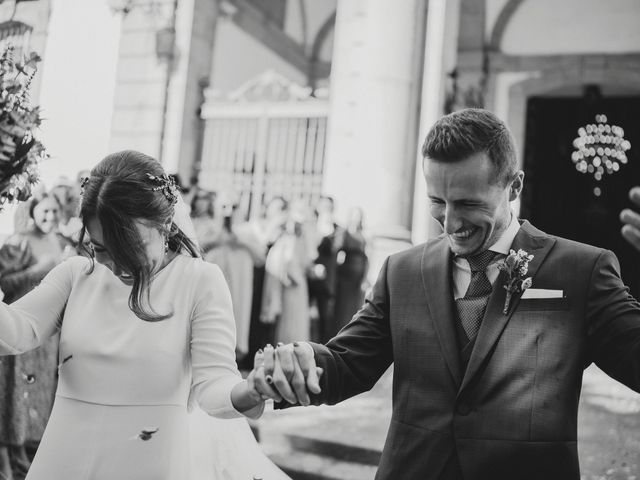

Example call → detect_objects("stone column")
110 0 218 182
411 0 461 244
109 0 176 159
322 0 427 241
162 0 219 182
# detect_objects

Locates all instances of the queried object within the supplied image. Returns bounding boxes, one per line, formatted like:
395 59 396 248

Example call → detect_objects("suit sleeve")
587 249 640 391
310 256 394 405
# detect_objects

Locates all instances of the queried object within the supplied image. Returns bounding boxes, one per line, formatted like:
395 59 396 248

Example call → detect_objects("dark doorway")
521 91 640 297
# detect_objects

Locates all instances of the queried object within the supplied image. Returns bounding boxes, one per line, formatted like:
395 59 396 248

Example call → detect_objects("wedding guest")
0 193 73 480
309 195 344 342
246 196 288 365
189 187 218 255
12 185 46 236
205 194 265 362
50 180 82 247
334 207 369 331
261 203 312 344
0 150 266 479
50 179 78 222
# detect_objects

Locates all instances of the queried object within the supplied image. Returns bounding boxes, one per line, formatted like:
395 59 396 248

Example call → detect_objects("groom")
255 108 640 480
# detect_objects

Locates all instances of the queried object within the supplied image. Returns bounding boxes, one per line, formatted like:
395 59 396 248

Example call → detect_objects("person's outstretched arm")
0 256 81 354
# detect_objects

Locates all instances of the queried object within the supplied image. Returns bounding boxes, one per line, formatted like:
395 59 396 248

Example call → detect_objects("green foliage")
0 45 45 207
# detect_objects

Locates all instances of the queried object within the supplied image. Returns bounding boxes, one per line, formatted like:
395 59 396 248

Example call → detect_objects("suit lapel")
421 237 462 386
458 221 556 396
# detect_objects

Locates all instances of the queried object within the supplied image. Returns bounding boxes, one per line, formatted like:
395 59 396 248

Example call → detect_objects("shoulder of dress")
187 259 233 312
179 255 223 283
44 255 92 284
197 259 226 282
62 255 92 272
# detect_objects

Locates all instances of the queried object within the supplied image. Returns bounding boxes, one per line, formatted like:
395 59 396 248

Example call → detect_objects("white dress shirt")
452 213 521 300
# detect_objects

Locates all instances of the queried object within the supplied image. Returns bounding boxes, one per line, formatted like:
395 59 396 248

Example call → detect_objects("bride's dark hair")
78 150 200 322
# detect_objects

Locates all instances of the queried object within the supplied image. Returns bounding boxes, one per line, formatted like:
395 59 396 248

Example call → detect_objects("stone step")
267 448 378 480
284 433 381 466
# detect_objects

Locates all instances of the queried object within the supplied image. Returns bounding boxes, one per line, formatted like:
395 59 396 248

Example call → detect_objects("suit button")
456 402 471 415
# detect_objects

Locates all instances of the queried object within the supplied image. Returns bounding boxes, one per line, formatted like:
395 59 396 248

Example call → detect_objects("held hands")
621 187 640 252
252 342 323 406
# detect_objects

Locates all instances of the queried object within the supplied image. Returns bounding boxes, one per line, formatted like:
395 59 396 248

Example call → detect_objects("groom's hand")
621 186 640 252
254 342 323 406
275 342 322 406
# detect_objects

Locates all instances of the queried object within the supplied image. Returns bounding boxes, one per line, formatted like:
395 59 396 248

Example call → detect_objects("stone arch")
507 67 640 168
488 0 525 51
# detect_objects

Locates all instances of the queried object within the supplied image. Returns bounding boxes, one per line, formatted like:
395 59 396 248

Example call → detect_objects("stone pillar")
411 0 461 244
322 0 427 241
110 0 218 182
109 0 176 159
162 0 219 183
448 0 486 113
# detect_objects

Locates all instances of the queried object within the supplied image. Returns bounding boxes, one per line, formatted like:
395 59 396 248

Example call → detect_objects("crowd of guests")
187 187 370 368
0 172 369 479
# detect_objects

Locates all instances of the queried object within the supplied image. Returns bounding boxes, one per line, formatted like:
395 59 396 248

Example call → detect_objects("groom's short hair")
422 108 517 186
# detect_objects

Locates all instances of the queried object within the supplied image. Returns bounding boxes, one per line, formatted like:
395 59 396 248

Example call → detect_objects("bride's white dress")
189 409 288 480
0 254 289 479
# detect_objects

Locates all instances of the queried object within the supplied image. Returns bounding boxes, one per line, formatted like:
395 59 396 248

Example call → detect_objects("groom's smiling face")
425 152 522 257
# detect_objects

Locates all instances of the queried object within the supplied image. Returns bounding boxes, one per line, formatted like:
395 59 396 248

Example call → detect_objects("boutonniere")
498 249 534 314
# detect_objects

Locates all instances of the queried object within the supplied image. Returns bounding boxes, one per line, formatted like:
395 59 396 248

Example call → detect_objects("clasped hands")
248 342 324 406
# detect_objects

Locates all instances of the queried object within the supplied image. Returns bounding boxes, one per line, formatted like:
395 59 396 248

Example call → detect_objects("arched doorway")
519 83 640 296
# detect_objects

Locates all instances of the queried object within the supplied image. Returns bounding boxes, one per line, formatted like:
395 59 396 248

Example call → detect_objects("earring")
164 236 169 254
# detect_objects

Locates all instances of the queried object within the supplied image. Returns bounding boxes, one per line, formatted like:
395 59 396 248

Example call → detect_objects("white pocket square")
521 288 564 299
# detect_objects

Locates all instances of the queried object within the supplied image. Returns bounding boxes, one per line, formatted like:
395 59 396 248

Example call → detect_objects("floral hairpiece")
146 173 178 206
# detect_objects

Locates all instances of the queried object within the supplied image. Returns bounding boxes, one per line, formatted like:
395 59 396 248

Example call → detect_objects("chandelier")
571 114 631 196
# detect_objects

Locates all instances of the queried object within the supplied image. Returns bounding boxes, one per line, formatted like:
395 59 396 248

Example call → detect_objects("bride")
0 150 289 479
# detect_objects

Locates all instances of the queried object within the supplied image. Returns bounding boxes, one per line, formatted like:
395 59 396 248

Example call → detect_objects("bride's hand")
231 350 270 413
244 369 265 404
251 346 283 403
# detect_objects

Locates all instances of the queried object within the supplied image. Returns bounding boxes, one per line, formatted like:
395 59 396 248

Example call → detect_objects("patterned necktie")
455 250 498 341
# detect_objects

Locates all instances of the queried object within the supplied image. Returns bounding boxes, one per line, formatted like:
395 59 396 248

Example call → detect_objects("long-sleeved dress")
0 254 261 479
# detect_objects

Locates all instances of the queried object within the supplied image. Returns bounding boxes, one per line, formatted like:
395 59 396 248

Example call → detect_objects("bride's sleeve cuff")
236 400 265 420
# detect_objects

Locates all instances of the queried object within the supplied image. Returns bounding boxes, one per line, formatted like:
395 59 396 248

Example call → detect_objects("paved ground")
578 366 640 479
256 364 640 479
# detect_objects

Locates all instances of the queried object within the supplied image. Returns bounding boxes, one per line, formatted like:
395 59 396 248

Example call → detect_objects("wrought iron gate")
199 71 329 219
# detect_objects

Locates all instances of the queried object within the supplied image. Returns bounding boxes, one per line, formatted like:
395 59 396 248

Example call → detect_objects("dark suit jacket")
308 221 640 480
